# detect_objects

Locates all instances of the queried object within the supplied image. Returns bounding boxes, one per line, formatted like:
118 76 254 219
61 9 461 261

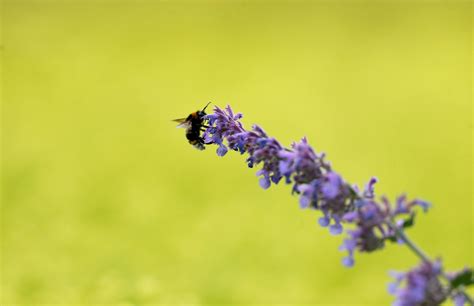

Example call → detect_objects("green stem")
390 222 431 262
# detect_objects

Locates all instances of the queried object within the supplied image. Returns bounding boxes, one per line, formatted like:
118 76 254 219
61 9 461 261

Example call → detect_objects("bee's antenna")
202 102 212 112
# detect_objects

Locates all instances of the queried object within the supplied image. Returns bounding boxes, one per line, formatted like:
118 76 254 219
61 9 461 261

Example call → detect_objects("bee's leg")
197 137 207 150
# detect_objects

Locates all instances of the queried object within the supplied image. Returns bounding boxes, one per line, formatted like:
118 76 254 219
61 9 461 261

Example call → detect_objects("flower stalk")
388 220 431 263
186 104 473 305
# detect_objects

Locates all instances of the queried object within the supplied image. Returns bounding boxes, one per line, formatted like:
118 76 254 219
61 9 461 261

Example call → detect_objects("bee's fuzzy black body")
174 103 210 150
185 111 207 150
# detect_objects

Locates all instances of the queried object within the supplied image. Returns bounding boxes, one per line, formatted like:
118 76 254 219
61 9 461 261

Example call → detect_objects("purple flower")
278 137 330 187
204 106 285 189
342 255 355 267
452 293 466 306
276 138 352 233
203 105 247 156
389 260 447 306
248 133 284 189
336 174 433 267
329 221 343 235
217 144 228 156
180 104 473 303
204 106 387 240
258 175 271 189
203 106 434 265
318 216 330 227
289 171 351 234
363 177 378 198
394 194 431 214
296 181 317 207
317 171 353 235
340 201 387 267
321 172 343 199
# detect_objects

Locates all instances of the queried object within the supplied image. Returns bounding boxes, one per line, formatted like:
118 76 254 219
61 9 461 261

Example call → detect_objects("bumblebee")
173 102 211 150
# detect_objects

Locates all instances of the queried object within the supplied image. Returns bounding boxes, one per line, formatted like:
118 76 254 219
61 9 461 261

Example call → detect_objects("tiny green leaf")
450 269 474 289
401 213 416 229
385 235 397 243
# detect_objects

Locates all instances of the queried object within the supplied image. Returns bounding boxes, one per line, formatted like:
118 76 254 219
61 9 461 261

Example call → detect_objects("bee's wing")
173 118 190 129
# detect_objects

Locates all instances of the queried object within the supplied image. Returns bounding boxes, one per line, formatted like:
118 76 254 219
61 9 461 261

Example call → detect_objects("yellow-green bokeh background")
1 0 472 305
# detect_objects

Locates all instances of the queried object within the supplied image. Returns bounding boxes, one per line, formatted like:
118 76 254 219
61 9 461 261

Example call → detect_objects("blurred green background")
1 0 472 305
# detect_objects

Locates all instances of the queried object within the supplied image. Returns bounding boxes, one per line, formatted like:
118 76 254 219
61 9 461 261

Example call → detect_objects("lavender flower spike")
340 193 431 267
183 104 473 305
389 260 447 306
